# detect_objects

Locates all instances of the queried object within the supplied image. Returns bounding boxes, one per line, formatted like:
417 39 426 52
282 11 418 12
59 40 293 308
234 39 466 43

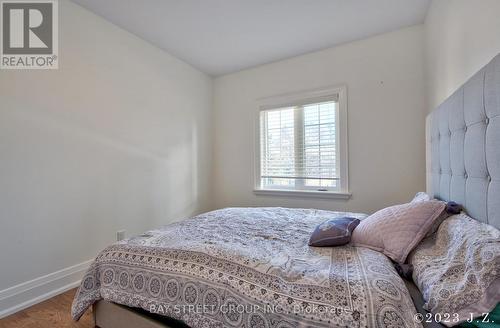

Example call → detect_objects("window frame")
253 85 350 199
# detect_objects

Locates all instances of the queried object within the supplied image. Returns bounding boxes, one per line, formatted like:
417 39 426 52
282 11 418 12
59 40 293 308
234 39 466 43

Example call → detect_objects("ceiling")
71 0 431 76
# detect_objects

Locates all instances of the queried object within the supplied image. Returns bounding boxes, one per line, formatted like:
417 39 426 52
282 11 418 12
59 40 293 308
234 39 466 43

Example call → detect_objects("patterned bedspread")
72 207 421 328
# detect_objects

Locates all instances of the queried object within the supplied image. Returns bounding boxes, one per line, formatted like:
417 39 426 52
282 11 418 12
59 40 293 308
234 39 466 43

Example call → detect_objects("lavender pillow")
308 217 360 247
351 200 446 263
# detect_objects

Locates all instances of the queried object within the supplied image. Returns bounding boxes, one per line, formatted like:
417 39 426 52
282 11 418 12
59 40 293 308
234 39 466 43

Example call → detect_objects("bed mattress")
72 207 422 328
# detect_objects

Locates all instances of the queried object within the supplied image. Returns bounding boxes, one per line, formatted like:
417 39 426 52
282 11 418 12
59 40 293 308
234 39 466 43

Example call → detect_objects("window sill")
253 189 352 200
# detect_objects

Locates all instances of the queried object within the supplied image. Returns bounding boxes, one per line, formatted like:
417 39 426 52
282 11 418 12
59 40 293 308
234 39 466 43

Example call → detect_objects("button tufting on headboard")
427 53 500 229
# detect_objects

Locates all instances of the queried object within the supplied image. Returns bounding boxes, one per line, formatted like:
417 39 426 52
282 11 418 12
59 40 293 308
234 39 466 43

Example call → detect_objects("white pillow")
411 192 432 203
409 213 500 326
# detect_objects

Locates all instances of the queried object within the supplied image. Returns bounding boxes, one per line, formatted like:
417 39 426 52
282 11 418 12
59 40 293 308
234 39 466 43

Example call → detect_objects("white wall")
0 0 212 309
425 0 500 112
213 26 426 214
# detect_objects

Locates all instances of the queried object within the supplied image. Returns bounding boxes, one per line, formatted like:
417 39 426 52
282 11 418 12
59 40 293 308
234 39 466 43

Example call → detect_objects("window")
255 86 349 198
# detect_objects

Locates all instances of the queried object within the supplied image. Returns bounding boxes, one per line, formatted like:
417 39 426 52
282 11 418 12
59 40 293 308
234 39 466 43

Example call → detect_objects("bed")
72 52 500 328
72 208 421 327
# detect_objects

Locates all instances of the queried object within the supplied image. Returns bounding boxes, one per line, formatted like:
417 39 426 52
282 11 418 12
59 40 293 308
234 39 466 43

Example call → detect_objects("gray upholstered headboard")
426 53 500 230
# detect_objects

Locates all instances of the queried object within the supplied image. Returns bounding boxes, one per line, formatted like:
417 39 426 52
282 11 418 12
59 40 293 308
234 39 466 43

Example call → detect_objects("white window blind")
259 99 341 191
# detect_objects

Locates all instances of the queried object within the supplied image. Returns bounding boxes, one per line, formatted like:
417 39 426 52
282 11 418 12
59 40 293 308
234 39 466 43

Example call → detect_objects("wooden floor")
0 289 93 328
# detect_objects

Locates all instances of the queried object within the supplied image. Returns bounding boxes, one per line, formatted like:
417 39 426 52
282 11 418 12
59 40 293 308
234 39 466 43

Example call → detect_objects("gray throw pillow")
308 217 360 247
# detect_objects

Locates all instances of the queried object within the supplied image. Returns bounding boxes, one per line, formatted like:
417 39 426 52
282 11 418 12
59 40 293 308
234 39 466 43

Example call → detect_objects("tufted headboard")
426 53 500 230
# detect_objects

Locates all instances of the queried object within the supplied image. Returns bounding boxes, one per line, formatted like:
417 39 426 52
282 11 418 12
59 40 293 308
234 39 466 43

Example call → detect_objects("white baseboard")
0 259 93 319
